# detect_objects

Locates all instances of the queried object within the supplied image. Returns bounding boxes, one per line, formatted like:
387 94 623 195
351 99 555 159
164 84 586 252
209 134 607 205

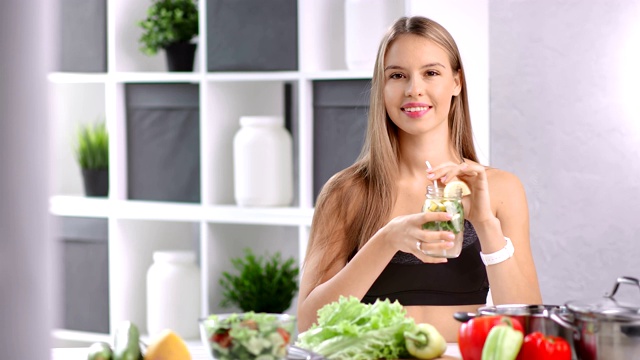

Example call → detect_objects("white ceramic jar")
233 116 293 207
146 251 201 339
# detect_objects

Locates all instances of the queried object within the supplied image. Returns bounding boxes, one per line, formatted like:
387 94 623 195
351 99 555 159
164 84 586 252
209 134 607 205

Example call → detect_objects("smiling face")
383 34 461 136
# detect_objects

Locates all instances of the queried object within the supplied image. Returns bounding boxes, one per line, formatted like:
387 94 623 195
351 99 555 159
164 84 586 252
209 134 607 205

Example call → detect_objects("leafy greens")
296 296 416 359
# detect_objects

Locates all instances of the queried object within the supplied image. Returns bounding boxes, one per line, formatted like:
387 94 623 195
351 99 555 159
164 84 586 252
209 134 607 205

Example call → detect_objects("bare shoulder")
486 167 524 188
485 167 528 213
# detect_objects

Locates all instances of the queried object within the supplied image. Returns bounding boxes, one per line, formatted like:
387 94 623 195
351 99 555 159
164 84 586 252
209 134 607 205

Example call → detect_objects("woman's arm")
427 162 542 304
480 169 542 304
296 225 396 331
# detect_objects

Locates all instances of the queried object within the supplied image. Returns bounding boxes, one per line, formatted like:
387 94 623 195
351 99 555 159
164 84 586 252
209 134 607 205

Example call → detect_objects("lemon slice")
444 180 471 197
451 213 463 232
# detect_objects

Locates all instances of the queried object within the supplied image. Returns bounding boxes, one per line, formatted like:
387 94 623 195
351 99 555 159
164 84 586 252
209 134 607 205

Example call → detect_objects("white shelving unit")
50 0 488 344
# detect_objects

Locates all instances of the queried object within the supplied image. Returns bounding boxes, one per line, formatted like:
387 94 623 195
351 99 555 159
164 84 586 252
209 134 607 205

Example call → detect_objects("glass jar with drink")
421 184 465 258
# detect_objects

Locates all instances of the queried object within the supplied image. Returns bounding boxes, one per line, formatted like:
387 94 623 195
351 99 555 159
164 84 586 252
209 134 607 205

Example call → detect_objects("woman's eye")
425 70 439 77
389 73 405 79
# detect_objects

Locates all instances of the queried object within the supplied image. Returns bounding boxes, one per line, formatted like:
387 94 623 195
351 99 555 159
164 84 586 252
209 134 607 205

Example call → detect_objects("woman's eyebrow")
384 65 405 71
384 62 446 71
422 62 446 69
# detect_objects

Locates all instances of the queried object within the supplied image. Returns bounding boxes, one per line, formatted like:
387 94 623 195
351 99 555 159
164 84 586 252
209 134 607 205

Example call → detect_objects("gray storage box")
207 0 298 71
57 216 109 333
313 80 371 202
126 83 201 203
58 0 107 72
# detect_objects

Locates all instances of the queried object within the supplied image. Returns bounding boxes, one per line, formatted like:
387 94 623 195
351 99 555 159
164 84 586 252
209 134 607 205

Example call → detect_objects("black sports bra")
361 220 489 306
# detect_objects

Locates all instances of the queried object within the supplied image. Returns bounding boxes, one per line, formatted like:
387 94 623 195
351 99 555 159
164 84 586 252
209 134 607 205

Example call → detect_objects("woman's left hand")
426 159 495 225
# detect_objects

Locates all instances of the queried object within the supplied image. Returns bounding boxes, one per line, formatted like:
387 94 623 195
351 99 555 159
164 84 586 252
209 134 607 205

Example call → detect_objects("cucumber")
113 321 141 360
87 341 113 360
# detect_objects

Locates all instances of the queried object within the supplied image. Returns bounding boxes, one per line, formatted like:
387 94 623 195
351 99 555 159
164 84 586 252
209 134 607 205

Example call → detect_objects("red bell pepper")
517 332 571 360
458 316 524 360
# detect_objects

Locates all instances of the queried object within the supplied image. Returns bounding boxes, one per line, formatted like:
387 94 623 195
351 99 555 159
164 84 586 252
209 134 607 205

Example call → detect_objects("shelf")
205 71 300 82
48 70 374 85
50 196 313 225
303 69 373 80
48 72 201 84
192 69 374 82
48 72 108 84
114 72 201 83
50 196 202 221
50 196 111 218
51 0 489 337
202 205 313 226
112 200 204 222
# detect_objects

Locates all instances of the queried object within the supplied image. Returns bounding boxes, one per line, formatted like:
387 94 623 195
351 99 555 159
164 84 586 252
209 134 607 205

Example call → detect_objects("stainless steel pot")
478 304 574 338
551 276 640 360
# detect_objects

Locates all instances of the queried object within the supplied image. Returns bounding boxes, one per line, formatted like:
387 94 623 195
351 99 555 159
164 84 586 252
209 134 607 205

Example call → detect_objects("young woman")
297 16 542 341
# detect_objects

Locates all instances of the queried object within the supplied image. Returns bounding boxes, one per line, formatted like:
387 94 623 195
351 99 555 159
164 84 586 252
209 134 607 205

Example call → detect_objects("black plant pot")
164 42 197 72
81 168 109 197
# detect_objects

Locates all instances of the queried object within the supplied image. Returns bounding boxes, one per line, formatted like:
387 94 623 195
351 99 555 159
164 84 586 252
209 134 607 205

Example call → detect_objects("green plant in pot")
220 248 299 313
138 0 199 72
75 121 109 197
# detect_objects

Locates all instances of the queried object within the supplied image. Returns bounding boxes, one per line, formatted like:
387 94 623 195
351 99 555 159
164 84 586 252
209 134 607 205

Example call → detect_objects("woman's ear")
452 70 462 96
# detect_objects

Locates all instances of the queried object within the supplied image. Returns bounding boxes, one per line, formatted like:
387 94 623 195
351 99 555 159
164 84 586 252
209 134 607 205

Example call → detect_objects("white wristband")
480 237 514 266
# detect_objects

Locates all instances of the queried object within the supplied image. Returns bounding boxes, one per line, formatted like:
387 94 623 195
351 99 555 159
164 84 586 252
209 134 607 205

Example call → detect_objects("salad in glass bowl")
199 312 296 360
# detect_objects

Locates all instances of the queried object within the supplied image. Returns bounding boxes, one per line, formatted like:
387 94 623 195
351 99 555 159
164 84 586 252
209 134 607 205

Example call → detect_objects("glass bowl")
199 312 296 360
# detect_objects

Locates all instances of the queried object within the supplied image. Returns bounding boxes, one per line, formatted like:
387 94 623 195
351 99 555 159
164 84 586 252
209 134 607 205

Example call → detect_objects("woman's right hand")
381 211 456 263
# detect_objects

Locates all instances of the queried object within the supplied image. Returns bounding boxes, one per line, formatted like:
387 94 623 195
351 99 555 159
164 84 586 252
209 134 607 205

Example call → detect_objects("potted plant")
138 0 199 72
74 121 109 197
219 248 299 313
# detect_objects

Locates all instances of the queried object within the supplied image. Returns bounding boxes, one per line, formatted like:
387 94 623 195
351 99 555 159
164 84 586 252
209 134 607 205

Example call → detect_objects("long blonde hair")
305 16 478 283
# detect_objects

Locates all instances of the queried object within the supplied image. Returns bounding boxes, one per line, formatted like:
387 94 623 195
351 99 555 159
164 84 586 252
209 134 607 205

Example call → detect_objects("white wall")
490 0 640 304
0 0 57 358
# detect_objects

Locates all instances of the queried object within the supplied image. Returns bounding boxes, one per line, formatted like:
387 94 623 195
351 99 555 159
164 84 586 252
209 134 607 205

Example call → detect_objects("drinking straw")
425 161 438 190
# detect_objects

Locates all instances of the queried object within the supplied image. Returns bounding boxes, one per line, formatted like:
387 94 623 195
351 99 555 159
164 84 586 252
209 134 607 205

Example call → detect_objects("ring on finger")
416 241 427 255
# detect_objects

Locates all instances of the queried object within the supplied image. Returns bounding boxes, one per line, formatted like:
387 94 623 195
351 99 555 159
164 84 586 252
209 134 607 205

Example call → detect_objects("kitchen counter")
51 343 462 359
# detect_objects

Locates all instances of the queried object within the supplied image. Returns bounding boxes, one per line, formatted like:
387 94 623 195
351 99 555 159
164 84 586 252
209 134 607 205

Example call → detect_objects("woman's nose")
404 77 424 97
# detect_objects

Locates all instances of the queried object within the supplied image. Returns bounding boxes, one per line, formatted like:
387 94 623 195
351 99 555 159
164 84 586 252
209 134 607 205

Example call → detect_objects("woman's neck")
396 131 460 177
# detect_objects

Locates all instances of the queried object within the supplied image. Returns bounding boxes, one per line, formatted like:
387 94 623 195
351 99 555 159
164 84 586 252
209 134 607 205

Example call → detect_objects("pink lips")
401 102 432 118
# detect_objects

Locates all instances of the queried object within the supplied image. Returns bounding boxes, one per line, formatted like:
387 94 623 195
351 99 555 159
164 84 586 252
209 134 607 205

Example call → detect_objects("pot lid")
566 276 640 321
